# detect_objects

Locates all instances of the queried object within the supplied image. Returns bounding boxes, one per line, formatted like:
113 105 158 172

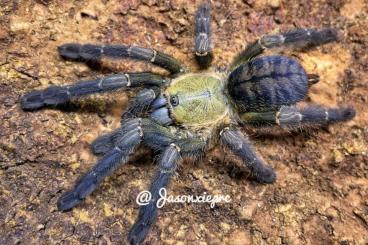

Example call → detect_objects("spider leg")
141 118 207 154
57 118 143 211
58 43 186 74
90 128 124 156
121 87 160 121
91 88 159 155
220 127 276 183
240 104 356 129
195 3 213 69
128 143 180 245
230 28 338 69
128 132 206 245
21 72 165 110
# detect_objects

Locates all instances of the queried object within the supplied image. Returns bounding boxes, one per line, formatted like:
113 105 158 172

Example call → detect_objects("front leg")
220 127 276 183
21 72 165 110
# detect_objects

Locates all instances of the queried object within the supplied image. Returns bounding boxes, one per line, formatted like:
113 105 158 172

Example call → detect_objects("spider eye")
170 95 179 106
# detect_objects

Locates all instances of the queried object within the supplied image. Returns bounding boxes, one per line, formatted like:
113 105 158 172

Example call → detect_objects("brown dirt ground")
0 0 367 244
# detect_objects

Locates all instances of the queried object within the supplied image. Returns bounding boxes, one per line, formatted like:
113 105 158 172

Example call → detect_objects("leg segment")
90 128 124 155
127 128 206 244
276 104 356 129
220 127 276 183
230 28 338 69
91 88 160 156
128 144 180 245
195 3 213 68
21 72 165 110
59 43 185 74
140 119 206 153
240 104 356 129
57 118 143 211
92 115 206 156
121 87 160 121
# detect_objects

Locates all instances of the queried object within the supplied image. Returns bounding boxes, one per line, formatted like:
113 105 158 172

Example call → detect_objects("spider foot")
59 43 104 64
58 43 83 60
57 172 98 211
254 165 276 184
21 86 69 110
128 220 153 245
90 129 124 155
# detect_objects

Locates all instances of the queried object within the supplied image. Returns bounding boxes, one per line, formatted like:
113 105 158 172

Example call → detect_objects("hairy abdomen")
228 56 308 112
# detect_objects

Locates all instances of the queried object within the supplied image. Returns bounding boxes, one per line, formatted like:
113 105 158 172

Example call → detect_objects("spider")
21 3 355 244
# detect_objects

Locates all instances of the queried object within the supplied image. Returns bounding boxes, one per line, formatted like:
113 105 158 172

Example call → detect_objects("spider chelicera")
21 2 355 244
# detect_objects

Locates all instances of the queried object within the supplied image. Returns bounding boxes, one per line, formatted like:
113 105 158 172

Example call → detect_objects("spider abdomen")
228 55 308 112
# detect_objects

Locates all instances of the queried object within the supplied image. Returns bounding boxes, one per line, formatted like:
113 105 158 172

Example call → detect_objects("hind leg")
240 104 356 129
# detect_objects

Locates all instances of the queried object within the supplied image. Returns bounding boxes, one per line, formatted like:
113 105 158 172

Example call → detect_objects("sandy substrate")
0 0 367 244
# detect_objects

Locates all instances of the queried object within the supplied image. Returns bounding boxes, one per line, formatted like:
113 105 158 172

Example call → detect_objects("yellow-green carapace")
165 73 229 126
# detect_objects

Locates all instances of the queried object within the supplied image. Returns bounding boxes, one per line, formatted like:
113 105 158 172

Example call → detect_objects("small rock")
10 18 30 33
333 149 344 163
268 0 281 8
36 224 45 230
353 207 368 226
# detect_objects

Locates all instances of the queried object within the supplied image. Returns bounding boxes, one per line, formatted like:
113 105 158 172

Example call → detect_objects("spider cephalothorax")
21 3 355 244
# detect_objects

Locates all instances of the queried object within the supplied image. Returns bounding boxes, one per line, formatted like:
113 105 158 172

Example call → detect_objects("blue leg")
128 144 180 245
21 73 165 110
58 43 185 74
220 127 276 184
231 28 338 70
127 122 206 244
240 104 356 129
195 3 213 68
276 104 356 129
122 88 159 121
91 88 159 156
57 118 143 211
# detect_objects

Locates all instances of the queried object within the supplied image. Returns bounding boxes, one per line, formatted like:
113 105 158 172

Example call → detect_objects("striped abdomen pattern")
228 56 309 112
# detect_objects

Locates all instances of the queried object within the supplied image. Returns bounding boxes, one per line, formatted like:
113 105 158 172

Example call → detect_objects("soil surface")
0 0 367 244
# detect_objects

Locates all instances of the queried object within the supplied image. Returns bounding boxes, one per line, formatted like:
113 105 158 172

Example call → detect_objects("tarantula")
21 3 355 244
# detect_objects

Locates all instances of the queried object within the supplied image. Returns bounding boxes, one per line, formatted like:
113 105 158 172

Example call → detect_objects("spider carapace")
21 2 355 244
157 73 229 125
